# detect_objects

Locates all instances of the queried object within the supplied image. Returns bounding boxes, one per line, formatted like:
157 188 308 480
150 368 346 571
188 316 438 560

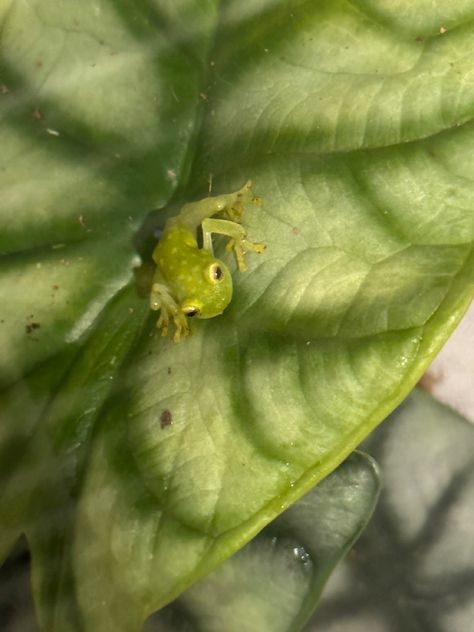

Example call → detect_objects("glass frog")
150 180 265 342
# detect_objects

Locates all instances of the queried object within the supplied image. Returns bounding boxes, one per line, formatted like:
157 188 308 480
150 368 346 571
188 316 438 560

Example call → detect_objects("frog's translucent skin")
150 181 265 342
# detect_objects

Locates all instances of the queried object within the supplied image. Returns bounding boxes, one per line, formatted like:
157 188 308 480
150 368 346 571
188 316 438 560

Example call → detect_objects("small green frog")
150 180 265 342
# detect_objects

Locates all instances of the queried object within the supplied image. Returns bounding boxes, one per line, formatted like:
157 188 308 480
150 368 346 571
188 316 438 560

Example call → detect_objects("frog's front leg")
150 280 190 343
201 218 266 272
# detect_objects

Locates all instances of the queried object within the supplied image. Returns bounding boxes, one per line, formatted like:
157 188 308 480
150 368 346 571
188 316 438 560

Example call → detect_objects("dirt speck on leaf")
26 322 41 334
160 409 172 429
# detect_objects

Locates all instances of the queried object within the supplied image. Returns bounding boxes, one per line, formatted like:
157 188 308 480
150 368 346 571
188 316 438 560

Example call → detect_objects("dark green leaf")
307 389 474 631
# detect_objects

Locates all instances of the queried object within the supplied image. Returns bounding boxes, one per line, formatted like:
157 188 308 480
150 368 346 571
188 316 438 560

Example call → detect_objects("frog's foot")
150 283 191 343
223 180 262 224
202 216 266 272
226 236 266 272
171 311 191 344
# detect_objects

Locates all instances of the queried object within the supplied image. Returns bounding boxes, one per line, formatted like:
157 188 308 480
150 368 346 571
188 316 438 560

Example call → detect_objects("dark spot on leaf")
26 322 41 334
160 409 172 429
167 367 172 375
32 108 43 121
292 226 300 236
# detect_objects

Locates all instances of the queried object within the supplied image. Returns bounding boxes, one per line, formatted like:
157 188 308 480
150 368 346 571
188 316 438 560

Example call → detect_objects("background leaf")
307 388 474 632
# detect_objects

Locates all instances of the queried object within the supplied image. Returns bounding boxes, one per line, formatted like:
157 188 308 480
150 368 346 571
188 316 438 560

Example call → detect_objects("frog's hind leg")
175 180 261 233
201 218 266 272
150 281 190 343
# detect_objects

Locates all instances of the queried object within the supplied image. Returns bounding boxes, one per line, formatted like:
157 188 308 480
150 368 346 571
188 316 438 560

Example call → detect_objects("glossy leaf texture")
1 1 473 630
307 388 474 632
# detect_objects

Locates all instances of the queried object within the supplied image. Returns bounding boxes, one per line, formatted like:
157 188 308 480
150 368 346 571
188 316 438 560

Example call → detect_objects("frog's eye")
182 306 200 317
208 262 224 283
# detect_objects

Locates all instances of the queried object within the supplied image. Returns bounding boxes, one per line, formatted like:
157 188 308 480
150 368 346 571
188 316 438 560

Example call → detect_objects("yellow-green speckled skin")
153 226 233 319
149 181 264 341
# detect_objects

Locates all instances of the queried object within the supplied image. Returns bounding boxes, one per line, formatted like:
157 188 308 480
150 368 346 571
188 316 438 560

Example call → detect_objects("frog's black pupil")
187 309 197 317
213 266 223 280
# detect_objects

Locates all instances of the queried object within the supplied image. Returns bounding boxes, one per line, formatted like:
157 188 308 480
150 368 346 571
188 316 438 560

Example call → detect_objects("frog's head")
180 258 233 320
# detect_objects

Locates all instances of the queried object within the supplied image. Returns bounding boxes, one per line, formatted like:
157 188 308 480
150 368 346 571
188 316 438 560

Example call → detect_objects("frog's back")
152 226 197 279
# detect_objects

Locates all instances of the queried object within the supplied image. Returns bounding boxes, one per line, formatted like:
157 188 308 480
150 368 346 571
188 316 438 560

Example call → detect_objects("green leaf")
145 452 380 632
1 1 473 630
0 0 216 384
307 388 474 631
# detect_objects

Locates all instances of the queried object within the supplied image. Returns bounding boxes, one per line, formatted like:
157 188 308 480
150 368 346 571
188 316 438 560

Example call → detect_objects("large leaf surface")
1 1 473 630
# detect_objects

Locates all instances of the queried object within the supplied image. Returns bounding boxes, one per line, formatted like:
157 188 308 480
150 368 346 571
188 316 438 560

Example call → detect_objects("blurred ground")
419 300 474 422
